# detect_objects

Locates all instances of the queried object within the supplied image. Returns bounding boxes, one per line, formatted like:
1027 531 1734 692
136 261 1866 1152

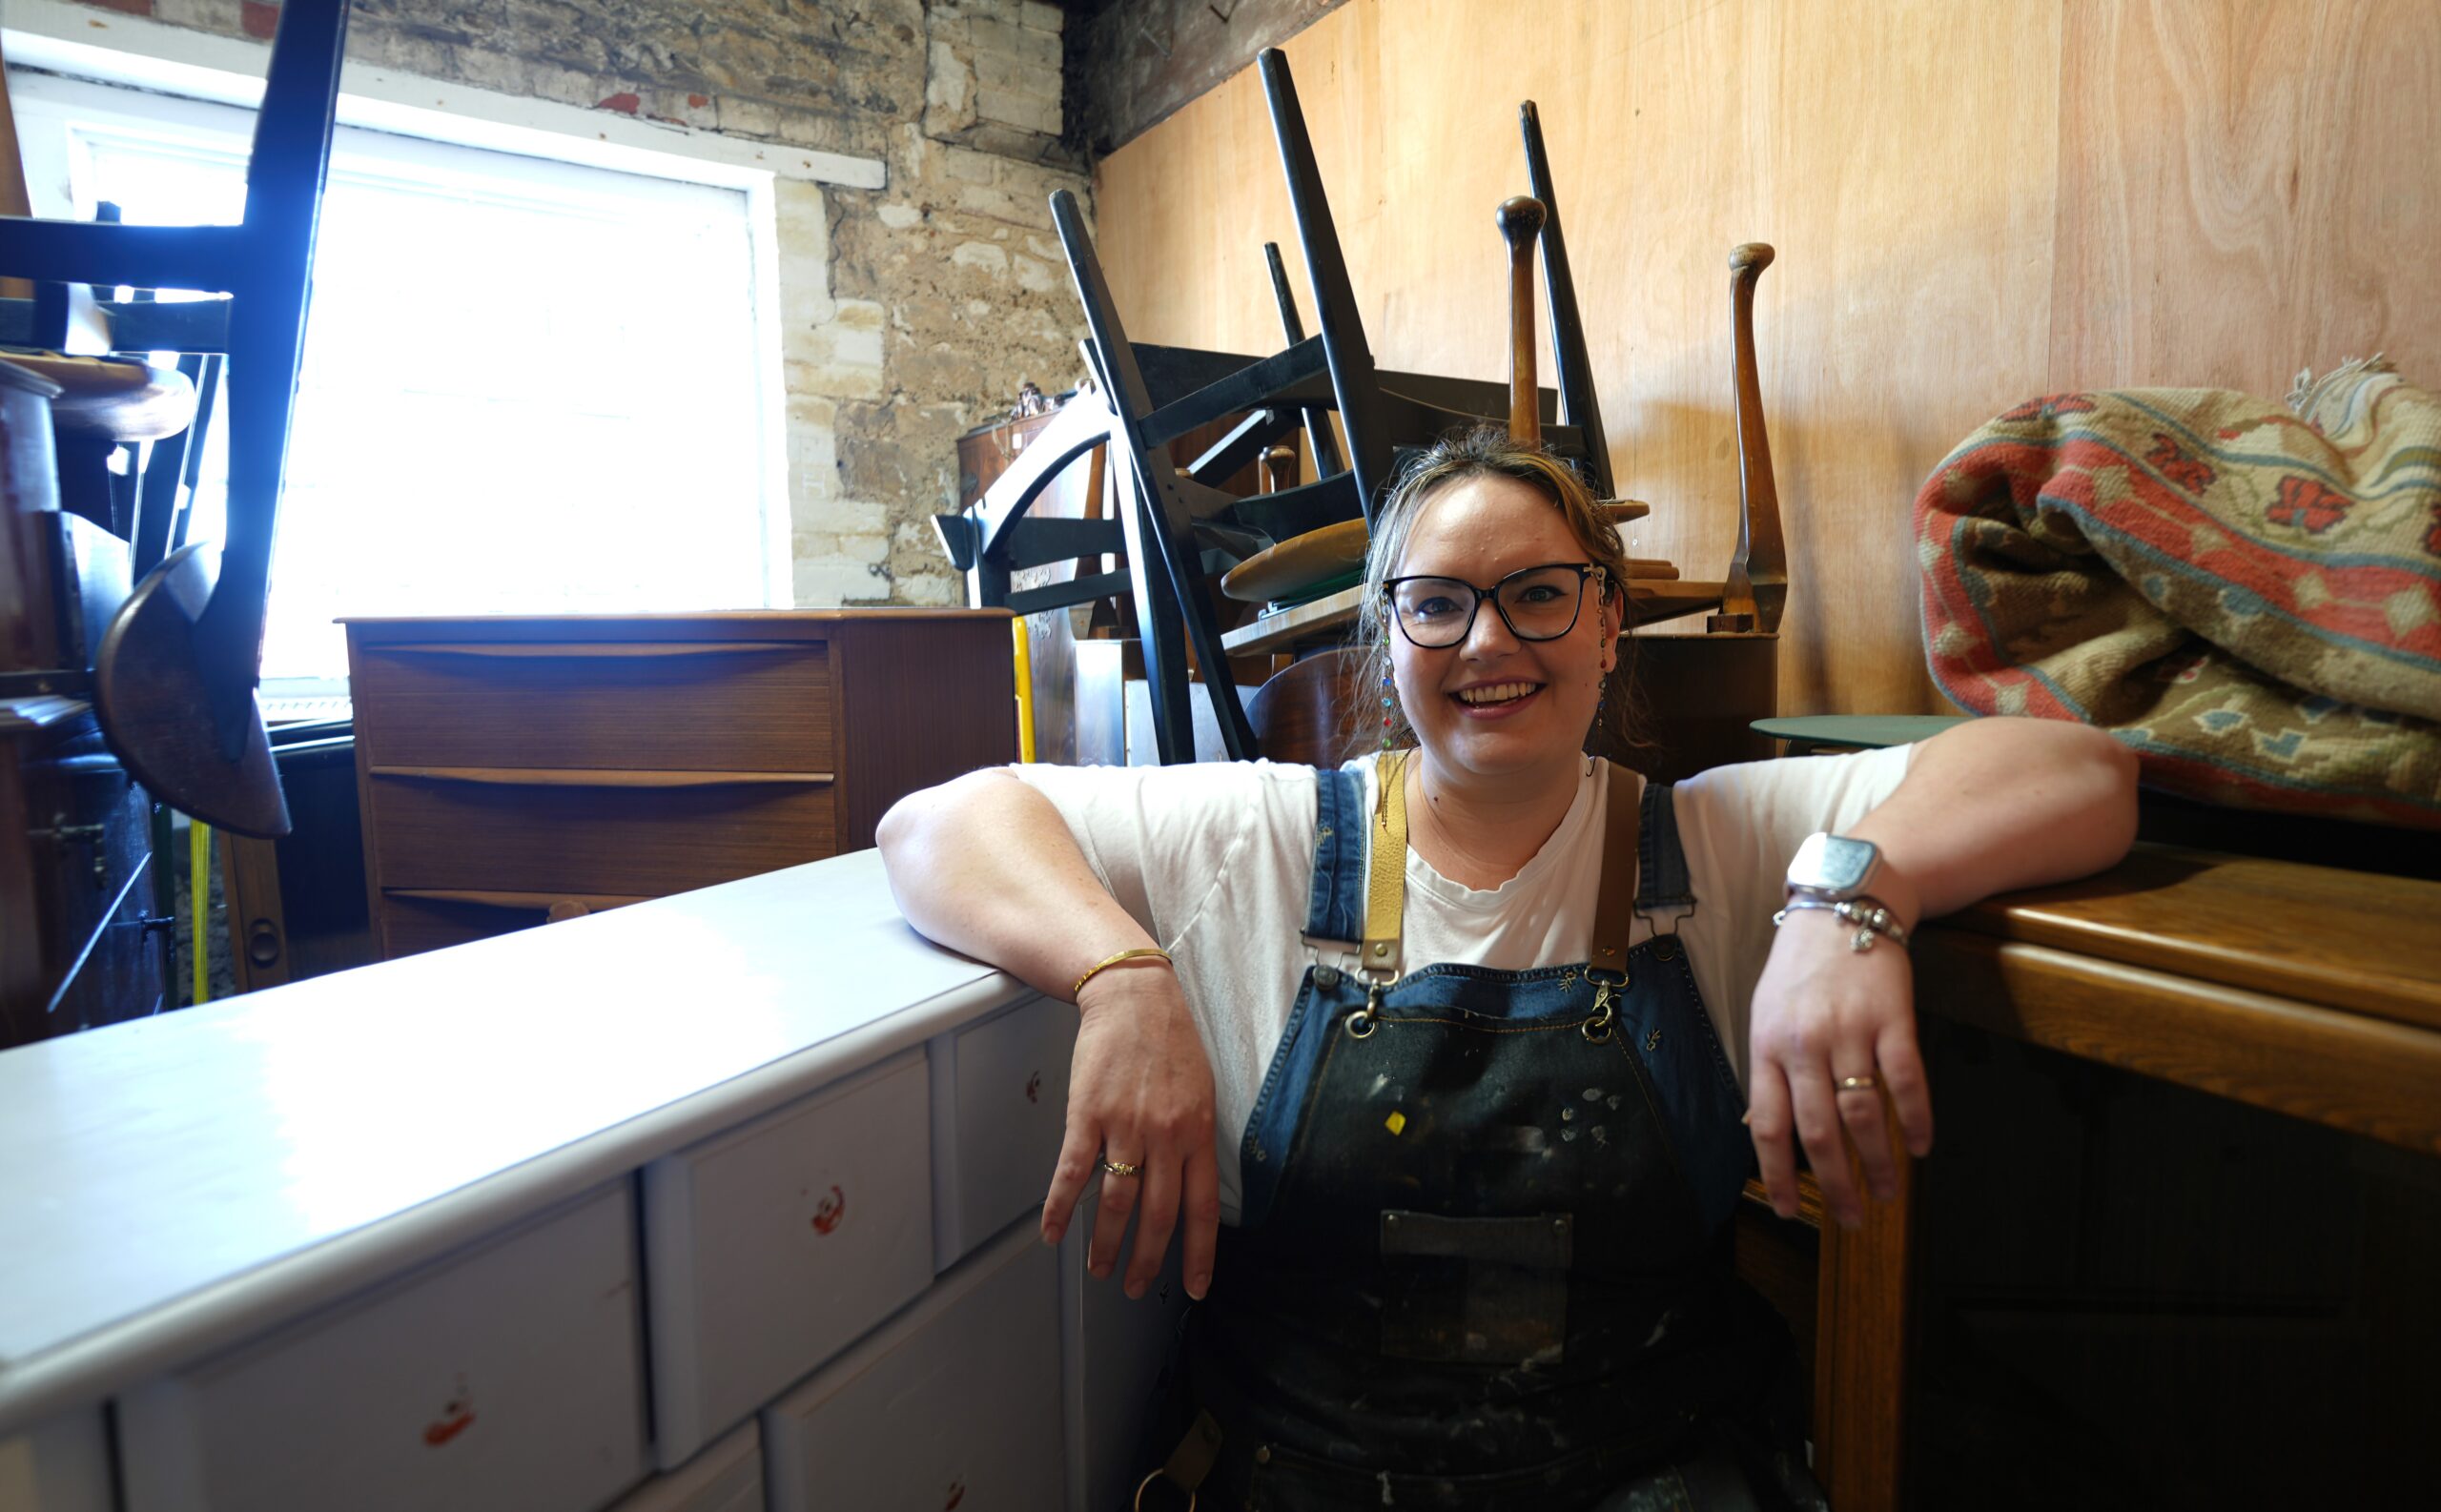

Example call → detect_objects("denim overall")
1172 758 1808 1511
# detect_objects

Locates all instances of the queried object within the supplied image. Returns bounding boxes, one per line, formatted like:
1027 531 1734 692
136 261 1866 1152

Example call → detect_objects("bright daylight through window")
6 71 778 685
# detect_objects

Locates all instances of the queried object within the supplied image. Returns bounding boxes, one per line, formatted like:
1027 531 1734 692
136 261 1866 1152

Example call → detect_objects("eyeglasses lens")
1392 566 1588 648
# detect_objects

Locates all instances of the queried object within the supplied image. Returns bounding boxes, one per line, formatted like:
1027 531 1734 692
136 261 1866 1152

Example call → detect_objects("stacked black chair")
0 0 349 835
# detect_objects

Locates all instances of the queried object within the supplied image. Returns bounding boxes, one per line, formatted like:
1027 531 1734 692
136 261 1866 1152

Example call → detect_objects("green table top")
1751 714 1969 750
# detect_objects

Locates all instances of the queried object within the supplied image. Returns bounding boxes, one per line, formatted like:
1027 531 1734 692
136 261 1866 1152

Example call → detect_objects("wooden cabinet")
345 612 1015 960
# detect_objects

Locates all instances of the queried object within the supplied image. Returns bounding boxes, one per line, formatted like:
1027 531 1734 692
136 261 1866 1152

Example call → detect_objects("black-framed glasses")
1384 562 1605 649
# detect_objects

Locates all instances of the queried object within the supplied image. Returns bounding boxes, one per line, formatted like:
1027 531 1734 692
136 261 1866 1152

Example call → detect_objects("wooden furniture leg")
1812 1102 1917 1511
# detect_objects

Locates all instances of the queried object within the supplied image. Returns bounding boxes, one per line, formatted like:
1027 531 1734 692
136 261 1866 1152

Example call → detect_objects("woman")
879 430 2139 1508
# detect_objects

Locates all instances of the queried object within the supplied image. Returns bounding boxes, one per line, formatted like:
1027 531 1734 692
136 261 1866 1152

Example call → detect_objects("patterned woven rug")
1915 358 2441 828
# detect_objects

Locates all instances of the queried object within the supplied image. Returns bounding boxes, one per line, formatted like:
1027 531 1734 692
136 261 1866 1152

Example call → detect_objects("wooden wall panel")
2050 0 2441 395
1094 0 2437 717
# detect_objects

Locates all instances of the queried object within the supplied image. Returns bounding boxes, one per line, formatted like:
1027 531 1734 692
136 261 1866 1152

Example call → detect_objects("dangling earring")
1381 661 1396 751
1595 639 1610 726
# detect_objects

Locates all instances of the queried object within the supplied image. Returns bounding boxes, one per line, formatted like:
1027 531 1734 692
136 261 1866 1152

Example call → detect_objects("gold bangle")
1072 946 1173 999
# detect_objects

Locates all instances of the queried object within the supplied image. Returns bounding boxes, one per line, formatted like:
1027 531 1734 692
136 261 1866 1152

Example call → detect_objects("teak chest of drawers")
344 611 1015 960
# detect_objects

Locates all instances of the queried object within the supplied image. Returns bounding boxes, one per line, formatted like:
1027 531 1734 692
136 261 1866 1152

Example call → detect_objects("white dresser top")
0 848 1031 1432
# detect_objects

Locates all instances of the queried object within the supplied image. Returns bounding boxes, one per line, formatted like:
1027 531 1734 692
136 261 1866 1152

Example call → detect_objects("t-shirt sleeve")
1670 746 1918 1086
1008 760 1305 952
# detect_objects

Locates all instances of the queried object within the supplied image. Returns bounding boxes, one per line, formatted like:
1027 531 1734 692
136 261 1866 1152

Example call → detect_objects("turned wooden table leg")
1813 1100 1918 1511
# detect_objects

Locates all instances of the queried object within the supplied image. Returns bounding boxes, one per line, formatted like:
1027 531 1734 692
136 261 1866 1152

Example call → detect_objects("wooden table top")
1938 843 2441 1034
1918 841 2441 1155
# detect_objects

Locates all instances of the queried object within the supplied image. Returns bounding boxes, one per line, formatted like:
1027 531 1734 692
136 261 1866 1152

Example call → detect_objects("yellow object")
1011 617 1036 763
1071 946 1172 999
1364 749 1409 974
1385 1111 1406 1136
189 819 211 1007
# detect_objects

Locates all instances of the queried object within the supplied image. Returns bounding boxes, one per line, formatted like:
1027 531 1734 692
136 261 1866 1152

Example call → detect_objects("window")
6 71 783 683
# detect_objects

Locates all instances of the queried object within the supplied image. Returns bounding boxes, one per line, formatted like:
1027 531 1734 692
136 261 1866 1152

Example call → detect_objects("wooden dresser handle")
368 642 807 660
369 766 833 789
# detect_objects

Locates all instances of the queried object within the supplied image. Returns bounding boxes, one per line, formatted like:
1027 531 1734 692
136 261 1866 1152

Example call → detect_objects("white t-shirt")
1014 747 1915 1224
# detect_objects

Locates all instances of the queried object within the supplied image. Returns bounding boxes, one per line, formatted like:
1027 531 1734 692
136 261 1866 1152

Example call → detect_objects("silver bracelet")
1772 894 1911 953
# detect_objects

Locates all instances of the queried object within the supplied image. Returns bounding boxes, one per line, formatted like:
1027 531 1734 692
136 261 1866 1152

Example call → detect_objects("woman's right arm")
875 768 1220 1302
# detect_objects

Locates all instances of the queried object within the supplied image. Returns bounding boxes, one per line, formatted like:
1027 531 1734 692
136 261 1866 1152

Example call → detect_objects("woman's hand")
1042 963 1221 1302
1744 908 1932 1230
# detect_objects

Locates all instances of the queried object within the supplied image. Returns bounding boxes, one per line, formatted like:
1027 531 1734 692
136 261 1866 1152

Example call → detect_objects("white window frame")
1 0 885 650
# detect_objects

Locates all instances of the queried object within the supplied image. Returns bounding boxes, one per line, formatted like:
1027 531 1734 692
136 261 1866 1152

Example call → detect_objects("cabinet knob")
247 918 282 967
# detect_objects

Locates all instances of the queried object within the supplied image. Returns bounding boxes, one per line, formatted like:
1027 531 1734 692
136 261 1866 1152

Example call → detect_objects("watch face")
1789 833 1878 896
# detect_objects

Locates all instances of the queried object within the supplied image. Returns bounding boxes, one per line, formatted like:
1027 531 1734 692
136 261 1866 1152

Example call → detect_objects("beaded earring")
1595 638 1610 726
1381 660 1396 751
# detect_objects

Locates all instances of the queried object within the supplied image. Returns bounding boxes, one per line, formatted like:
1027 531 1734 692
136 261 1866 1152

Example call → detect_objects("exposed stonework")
64 0 1092 607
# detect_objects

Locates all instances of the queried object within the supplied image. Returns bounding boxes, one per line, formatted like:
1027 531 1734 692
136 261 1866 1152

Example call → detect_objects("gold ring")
1100 1156 1142 1178
1836 1073 1880 1093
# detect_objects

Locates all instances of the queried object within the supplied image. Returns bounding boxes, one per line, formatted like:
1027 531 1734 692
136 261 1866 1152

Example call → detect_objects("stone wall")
65 0 1093 607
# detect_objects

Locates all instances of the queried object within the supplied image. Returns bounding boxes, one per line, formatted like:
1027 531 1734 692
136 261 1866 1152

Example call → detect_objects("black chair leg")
1520 101 1612 499
1259 49 1398 529
1263 241 1344 478
1111 460 1194 764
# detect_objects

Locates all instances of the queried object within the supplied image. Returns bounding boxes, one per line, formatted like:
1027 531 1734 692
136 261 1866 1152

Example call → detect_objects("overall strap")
1635 779 1697 933
1586 762 1642 979
1302 766 1368 944
1362 749 1409 977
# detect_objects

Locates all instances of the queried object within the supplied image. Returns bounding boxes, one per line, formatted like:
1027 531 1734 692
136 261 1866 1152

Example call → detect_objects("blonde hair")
1355 427 1641 757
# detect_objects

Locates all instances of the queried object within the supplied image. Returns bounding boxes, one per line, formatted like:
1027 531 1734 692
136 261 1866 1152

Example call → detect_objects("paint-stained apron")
1166 755 1821 1512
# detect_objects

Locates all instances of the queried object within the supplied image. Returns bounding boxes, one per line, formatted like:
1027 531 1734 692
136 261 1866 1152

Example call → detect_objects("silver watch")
1786 832 1880 902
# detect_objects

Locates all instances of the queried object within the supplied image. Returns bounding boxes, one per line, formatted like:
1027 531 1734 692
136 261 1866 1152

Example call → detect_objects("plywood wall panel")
2050 0 2441 396
1093 0 2429 716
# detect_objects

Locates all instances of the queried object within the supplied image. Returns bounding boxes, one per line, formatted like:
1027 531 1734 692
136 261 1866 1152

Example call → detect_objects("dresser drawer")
933 994 1075 1269
349 638 833 773
608 1420 762 1512
367 770 835 897
375 889 647 960
117 1181 646 1512
764 1217 1063 1512
0 1410 113 1512
643 1052 933 1468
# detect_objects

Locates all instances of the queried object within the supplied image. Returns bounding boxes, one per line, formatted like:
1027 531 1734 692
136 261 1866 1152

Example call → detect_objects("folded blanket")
1916 358 2441 828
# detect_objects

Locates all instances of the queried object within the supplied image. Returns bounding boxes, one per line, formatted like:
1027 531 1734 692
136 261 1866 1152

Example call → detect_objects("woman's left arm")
1746 717 2141 1229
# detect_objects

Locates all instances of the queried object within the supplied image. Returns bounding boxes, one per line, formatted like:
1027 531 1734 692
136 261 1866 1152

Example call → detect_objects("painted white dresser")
0 849 1188 1512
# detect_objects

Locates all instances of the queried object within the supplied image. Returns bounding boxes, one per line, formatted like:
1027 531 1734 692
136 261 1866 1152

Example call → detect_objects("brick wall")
68 0 1092 606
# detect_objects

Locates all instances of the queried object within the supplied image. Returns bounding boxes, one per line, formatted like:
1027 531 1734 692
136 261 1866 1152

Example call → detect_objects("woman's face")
1386 473 1621 787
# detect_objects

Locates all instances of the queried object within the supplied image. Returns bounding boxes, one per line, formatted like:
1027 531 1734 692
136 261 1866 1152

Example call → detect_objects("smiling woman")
875 431 2141 1509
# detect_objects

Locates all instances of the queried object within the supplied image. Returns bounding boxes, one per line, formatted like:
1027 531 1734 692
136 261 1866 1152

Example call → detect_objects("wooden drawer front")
607 1421 762 1512
351 639 833 773
377 891 644 961
1061 1209 1192 1512
643 1052 933 1468
118 1182 646 1512
935 994 1075 1269
0 1410 113 1512
764 1219 1063 1512
369 773 835 897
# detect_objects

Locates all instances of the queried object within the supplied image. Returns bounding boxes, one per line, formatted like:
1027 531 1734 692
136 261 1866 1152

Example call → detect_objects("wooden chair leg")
1813 1104 1917 1511
1713 244 1788 636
